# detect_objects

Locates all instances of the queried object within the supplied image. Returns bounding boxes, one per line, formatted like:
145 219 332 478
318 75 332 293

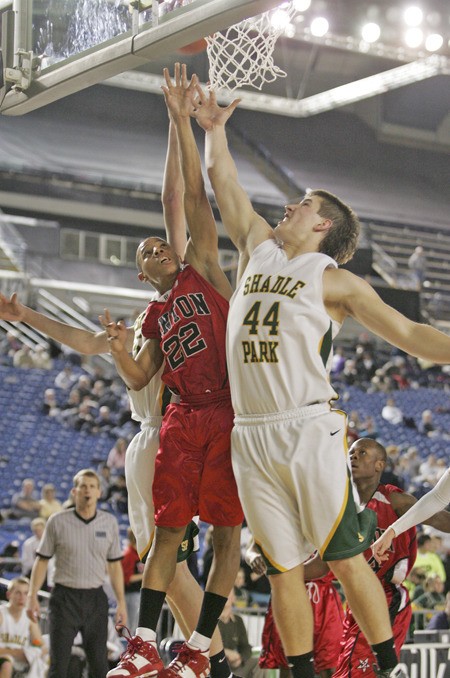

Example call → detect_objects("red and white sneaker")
107 627 164 677
160 643 210 678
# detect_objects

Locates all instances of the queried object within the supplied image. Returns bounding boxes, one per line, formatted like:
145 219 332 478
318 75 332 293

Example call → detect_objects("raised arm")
162 64 231 298
192 85 272 258
99 309 163 390
163 117 187 256
373 470 450 563
324 268 450 364
0 292 134 354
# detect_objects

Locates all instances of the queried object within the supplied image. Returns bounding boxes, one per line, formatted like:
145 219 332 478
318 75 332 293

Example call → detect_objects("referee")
26 468 127 677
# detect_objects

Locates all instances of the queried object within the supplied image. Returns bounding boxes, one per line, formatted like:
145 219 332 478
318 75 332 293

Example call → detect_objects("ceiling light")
270 8 292 31
425 33 444 52
310 17 329 38
292 0 311 11
361 22 381 44
404 6 423 27
404 27 423 48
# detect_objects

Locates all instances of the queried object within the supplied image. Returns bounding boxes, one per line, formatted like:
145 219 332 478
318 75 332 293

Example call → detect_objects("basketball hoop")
206 2 298 92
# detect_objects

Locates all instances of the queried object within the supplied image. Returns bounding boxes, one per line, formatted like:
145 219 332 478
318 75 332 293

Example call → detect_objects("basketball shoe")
160 643 210 678
107 627 164 678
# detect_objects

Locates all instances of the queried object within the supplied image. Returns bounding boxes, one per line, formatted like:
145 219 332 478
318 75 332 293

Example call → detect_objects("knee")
154 525 187 547
328 553 366 581
212 525 241 554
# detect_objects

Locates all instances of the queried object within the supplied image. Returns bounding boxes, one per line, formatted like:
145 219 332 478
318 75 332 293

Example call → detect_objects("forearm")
391 470 450 537
108 562 126 607
21 306 108 354
110 347 155 391
163 120 187 256
29 557 48 597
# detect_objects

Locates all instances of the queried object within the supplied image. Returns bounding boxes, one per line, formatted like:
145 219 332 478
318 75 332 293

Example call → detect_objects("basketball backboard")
0 0 282 115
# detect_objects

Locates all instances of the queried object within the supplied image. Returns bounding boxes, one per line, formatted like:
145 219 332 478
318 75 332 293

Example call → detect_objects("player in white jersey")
187 77 450 678
0 119 231 678
373 468 450 564
0 577 45 676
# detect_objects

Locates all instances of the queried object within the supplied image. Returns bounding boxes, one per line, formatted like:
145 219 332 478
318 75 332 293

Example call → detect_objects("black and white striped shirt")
37 508 122 589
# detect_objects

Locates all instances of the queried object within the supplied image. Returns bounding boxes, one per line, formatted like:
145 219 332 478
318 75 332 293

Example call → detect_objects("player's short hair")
359 437 387 463
72 468 100 488
7 576 30 592
309 189 360 264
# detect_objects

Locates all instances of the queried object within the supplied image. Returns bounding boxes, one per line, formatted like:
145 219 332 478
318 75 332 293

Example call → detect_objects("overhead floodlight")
293 0 311 11
404 6 423 27
361 22 381 43
404 27 423 48
270 8 292 30
425 33 444 52
310 17 329 37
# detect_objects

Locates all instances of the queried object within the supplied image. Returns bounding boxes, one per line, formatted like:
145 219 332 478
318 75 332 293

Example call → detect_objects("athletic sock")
210 650 232 678
190 592 228 645
287 652 315 678
137 588 166 632
371 638 397 671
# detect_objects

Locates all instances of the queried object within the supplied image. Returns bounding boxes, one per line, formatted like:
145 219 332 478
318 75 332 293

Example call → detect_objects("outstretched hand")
162 62 198 120
0 292 26 321
99 309 128 355
371 526 395 564
191 85 240 131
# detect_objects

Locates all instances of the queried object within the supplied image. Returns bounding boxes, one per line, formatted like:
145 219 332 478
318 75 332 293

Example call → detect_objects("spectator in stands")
413 573 446 611
107 474 128 514
39 484 63 520
54 364 77 390
417 454 441 484
70 374 92 401
10 479 40 521
426 591 450 630
200 525 214 589
31 344 53 369
233 567 251 608
0 542 21 577
0 576 47 677
106 437 128 472
68 401 96 433
419 410 438 437
42 388 60 417
414 533 447 583
0 331 21 361
122 528 143 633
405 567 427 601
92 405 116 435
58 388 81 422
218 589 265 678
330 346 346 380
21 518 46 577
98 463 113 501
381 398 404 425
12 344 34 369
408 245 427 289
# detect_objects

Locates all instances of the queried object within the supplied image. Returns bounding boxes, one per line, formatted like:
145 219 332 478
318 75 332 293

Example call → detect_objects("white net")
206 2 297 92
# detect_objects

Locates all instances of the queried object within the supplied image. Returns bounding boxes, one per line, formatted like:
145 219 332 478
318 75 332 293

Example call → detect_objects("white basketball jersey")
0 604 30 670
128 309 166 422
227 239 341 415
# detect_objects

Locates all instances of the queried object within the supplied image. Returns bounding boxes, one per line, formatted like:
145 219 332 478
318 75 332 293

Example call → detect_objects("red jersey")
334 485 416 678
364 484 417 599
142 265 229 398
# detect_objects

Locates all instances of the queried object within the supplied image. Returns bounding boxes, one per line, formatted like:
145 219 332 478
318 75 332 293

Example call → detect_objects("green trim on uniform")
319 322 333 368
321 469 377 561
141 520 199 564
176 520 200 563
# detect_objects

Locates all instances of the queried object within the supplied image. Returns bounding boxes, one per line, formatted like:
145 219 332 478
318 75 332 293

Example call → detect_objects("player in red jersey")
247 545 343 678
328 438 450 678
103 65 243 678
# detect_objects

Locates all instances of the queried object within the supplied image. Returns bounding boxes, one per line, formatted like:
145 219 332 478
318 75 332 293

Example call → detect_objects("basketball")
177 37 208 55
